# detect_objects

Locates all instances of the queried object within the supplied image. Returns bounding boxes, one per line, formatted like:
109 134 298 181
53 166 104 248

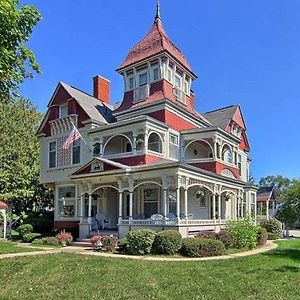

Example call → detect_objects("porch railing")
119 219 227 226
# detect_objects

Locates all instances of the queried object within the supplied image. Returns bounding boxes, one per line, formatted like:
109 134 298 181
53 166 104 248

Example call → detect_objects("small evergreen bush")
256 227 268 246
267 232 279 240
195 231 218 240
101 236 118 252
22 233 42 243
32 236 60 246
152 230 182 255
217 230 234 248
226 218 258 249
180 238 226 257
16 224 33 237
118 238 128 253
126 229 156 255
260 219 282 238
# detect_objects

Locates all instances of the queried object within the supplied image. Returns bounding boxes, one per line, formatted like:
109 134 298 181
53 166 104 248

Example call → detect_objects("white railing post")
118 191 123 224
176 187 180 223
184 188 188 224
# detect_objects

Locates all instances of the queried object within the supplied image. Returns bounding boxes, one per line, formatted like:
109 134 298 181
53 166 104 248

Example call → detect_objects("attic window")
59 104 68 118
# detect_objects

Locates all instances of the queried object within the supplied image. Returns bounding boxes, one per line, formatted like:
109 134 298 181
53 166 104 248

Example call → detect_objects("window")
184 81 189 94
93 142 101 157
143 188 159 218
72 139 80 164
238 154 242 173
139 73 147 86
167 68 172 82
168 190 177 215
128 77 134 90
223 147 233 164
59 104 68 118
148 132 162 153
169 133 179 159
175 75 182 88
153 68 159 81
123 140 132 153
58 186 76 218
49 141 57 168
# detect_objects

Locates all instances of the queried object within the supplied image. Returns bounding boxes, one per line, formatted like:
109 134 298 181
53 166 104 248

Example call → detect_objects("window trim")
49 140 57 168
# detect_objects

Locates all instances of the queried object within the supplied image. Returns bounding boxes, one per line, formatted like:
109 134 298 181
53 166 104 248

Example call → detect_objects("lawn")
0 241 41 254
0 239 299 299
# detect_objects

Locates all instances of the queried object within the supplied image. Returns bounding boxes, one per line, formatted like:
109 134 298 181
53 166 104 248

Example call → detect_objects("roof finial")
155 0 161 20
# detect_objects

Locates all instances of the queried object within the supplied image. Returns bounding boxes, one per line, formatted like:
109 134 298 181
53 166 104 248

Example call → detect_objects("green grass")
0 241 41 254
0 239 299 299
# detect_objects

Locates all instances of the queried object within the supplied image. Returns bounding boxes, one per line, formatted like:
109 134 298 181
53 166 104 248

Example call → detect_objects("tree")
0 0 41 102
276 181 300 227
0 98 53 213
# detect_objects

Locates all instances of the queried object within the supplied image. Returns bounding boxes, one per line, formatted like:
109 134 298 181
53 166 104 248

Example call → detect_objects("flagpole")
70 121 92 153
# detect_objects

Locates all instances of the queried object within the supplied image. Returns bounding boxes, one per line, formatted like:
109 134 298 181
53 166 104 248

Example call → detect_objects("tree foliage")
0 0 41 101
0 98 53 213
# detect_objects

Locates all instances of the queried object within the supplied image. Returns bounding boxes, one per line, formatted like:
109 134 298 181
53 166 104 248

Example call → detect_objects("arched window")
222 145 233 164
104 135 132 156
148 132 162 153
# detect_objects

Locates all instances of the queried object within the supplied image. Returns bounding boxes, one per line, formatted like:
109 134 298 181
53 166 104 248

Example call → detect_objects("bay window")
58 186 76 218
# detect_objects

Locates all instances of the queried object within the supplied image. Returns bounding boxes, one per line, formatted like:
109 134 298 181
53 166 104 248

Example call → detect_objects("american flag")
62 124 81 150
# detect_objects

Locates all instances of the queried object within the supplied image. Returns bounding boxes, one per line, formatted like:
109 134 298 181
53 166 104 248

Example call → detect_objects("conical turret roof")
118 17 192 73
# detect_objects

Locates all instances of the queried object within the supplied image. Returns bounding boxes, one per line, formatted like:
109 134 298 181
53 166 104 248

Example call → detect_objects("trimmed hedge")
195 231 218 240
22 233 42 243
257 227 268 246
152 230 182 255
267 232 279 240
217 230 234 249
180 238 226 257
260 219 281 238
118 238 128 253
16 224 33 237
126 229 156 255
32 236 60 246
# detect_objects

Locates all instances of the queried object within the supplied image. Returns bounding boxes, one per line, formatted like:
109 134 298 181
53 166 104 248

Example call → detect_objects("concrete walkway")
0 240 278 262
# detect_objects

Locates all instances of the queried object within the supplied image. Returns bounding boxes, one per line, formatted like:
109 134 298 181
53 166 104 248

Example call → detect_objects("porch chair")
150 214 164 221
166 212 176 220
95 213 111 230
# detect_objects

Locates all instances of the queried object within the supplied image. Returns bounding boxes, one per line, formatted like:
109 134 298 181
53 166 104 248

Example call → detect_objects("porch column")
184 188 188 224
212 193 216 220
213 141 217 160
80 194 84 223
254 196 257 225
266 200 269 220
176 187 180 223
218 194 221 220
132 131 137 154
99 137 104 156
129 191 133 223
88 193 92 224
118 191 123 224
163 189 168 217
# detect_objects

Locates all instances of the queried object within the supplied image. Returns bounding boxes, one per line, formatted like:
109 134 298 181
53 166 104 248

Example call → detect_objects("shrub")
22 233 42 243
32 236 60 246
152 230 182 255
180 238 226 257
101 236 118 252
56 231 73 246
226 218 258 249
126 229 156 255
195 231 218 240
118 238 128 253
267 232 279 240
90 235 102 247
217 230 234 248
260 219 282 238
16 224 33 237
256 227 268 246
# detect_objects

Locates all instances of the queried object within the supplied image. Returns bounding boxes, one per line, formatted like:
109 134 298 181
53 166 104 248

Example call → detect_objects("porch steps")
72 239 93 248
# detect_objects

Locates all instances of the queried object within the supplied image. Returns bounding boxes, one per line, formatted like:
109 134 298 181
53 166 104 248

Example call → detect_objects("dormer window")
139 73 148 86
175 75 182 88
59 104 68 118
153 68 159 81
129 77 135 90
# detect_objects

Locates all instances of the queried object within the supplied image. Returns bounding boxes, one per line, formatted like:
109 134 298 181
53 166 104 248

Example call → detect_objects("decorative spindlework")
49 115 78 135
187 178 214 192
57 136 71 166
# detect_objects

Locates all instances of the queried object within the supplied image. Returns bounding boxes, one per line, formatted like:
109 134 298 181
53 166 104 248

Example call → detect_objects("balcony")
133 84 150 102
49 114 78 135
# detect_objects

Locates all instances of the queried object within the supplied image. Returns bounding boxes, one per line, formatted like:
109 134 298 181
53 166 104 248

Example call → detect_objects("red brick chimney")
93 75 110 104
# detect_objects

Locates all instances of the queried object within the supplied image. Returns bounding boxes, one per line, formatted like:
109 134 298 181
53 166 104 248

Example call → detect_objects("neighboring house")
257 186 277 220
0 201 8 239
37 6 257 238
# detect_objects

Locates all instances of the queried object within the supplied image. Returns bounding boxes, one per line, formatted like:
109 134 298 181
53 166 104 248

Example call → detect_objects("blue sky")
20 0 300 181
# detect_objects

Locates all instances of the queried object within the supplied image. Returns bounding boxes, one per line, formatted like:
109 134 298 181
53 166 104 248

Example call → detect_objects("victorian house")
37 6 257 238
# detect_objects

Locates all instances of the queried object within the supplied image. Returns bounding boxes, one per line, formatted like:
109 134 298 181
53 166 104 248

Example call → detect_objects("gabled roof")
204 105 240 130
118 16 193 73
58 82 115 124
257 186 276 202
